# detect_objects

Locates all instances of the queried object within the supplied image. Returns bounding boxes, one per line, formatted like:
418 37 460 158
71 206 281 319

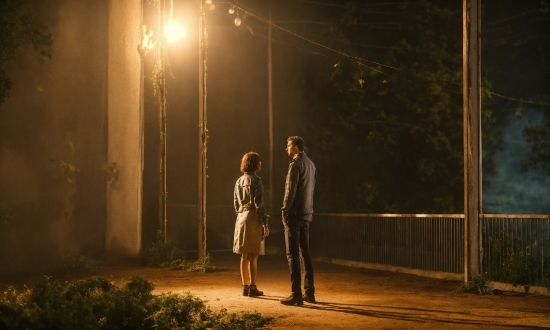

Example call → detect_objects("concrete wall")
106 0 143 256
0 0 109 274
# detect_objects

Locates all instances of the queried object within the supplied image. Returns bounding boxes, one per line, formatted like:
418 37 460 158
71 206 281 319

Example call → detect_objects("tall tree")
301 0 468 213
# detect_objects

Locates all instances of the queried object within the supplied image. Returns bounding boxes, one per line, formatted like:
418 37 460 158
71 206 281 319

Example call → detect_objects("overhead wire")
488 92 550 107
223 0 547 104
233 0 464 93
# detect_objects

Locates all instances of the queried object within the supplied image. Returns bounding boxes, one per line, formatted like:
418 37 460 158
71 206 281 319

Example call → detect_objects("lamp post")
157 1 168 243
140 0 185 243
143 0 208 258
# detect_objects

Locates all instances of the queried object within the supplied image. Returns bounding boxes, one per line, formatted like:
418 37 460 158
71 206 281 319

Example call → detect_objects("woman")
233 152 270 297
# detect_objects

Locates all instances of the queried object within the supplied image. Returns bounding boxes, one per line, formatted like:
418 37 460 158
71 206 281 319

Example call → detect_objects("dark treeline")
264 0 549 213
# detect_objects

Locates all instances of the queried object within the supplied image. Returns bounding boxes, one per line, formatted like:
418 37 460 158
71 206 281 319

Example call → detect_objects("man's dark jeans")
285 216 315 297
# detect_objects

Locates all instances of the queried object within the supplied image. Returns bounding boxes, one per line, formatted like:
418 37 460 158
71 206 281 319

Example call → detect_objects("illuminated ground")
123 253 550 329
3 252 550 329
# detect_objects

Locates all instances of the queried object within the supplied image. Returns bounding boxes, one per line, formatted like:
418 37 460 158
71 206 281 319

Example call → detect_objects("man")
280 136 317 306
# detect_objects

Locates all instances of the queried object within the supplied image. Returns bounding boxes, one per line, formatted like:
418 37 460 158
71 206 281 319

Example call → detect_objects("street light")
139 1 186 243
165 19 186 44
141 0 248 258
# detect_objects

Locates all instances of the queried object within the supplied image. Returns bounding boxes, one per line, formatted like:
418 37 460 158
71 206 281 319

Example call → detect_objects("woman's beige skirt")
233 210 265 255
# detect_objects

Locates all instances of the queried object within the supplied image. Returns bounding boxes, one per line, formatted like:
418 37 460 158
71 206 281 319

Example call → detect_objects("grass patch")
0 276 272 329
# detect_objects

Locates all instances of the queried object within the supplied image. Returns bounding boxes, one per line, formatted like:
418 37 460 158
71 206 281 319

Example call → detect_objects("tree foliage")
302 0 467 213
0 0 53 105
482 0 550 178
522 104 550 175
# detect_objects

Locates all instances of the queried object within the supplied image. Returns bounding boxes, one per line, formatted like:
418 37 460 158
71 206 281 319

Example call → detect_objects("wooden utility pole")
158 0 168 242
268 9 274 213
198 0 208 259
463 0 481 281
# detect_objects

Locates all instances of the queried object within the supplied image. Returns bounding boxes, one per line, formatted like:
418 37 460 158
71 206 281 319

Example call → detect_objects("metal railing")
481 214 550 286
164 206 550 285
310 213 464 274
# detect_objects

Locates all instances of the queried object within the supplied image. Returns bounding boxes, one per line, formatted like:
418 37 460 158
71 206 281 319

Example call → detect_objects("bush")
502 252 537 286
146 231 185 267
146 231 215 272
485 235 543 287
0 276 272 329
459 275 488 295
64 253 98 274
543 252 550 289
167 254 215 272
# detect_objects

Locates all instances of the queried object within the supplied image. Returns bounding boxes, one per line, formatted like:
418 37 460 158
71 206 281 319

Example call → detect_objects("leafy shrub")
0 276 271 329
502 252 537 286
485 235 543 287
146 231 215 272
167 254 215 272
459 275 488 294
146 231 185 267
64 253 97 274
543 252 550 289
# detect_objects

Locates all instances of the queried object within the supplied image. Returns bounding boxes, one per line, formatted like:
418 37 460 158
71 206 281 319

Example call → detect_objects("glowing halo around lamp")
164 19 186 43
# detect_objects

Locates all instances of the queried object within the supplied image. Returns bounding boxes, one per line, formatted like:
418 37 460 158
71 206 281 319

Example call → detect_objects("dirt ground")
3 251 550 329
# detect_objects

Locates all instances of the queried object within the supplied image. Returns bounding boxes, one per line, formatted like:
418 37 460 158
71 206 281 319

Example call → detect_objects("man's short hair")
240 152 261 173
287 136 305 151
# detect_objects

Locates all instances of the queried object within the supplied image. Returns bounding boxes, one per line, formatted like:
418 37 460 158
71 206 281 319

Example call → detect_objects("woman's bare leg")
240 253 250 285
249 253 258 285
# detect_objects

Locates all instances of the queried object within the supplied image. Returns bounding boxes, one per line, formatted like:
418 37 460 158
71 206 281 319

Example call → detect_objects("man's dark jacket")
281 152 316 219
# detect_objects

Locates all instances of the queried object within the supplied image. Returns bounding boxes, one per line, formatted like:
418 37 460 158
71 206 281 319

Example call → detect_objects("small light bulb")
234 17 242 26
228 7 235 14
205 0 212 4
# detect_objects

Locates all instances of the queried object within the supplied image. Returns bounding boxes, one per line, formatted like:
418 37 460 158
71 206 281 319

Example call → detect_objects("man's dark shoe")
280 294 304 306
302 293 316 303
242 285 249 296
248 285 264 297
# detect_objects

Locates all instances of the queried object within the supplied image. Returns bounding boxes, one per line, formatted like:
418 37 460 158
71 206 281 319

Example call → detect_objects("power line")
483 9 540 27
227 0 465 85
488 91 550 107
223 0 546 102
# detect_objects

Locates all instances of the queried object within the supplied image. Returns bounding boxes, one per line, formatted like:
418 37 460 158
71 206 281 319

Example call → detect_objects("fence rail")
481 214 550 286
310 213 550 283
310 213 464 275
165 206 550 284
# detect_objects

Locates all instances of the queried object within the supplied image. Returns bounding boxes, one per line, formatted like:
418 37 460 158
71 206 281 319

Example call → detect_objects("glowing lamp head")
165 19 186 43
234 17 242 26
228 7 235 14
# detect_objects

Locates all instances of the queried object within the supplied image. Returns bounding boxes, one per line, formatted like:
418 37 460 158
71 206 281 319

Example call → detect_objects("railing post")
463 0 481 281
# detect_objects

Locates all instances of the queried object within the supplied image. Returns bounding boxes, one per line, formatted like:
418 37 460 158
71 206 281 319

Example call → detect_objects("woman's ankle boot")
248 284 264 297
